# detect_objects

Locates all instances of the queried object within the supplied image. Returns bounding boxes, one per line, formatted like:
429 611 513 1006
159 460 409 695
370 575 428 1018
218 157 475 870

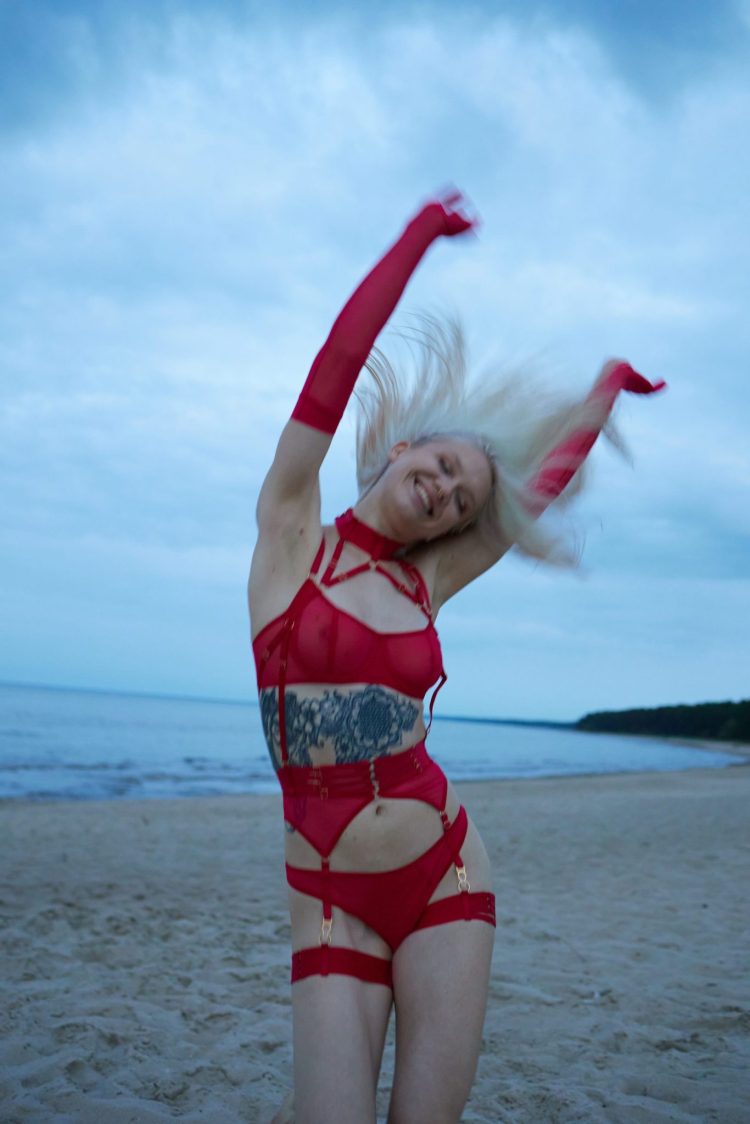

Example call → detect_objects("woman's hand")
431 188 481 237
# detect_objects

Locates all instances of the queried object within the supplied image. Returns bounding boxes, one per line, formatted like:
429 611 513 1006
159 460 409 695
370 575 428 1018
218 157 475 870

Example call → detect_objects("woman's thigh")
292 973 393 1124
388 921 494 1124
289 881 395 1124
388 816 495 1124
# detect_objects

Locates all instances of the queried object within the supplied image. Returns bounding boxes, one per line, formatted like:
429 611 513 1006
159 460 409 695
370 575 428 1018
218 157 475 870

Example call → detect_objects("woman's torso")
251 519 444 772
248 515 479 876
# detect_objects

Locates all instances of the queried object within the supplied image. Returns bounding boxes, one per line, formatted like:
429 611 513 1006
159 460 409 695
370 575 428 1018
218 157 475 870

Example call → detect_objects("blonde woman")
249 191 664 1124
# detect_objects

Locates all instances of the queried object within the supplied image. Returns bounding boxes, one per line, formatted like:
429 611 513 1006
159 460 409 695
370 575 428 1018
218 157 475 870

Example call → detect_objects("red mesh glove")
292 192 478 434
526 361 667 514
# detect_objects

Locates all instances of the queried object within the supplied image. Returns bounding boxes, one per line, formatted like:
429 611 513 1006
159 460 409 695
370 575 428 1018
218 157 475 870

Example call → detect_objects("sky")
1 0 749 721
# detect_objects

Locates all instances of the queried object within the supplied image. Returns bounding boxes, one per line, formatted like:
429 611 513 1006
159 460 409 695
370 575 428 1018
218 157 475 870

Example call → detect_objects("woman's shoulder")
406 528 509 612
401 544 440 606
248 510 326 635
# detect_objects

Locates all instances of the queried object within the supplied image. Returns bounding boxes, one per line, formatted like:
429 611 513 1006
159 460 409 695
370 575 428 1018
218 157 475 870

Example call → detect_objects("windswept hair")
355 314 627 565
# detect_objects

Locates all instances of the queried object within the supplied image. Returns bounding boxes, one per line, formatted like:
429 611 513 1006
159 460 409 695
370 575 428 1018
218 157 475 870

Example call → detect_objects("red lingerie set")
255 505 494 989
254 508 495 989
251 197 665 990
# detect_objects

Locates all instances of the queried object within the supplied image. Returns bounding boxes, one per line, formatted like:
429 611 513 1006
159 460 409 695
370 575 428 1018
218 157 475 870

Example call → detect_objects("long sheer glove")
525 361 667 516
291 193 477 434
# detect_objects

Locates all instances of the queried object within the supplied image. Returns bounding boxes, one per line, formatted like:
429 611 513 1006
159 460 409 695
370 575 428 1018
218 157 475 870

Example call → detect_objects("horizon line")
0 679 570 727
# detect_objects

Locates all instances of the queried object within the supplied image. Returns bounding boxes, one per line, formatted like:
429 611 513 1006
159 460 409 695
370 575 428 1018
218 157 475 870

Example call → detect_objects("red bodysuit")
251 196 665 989
254 508 495 989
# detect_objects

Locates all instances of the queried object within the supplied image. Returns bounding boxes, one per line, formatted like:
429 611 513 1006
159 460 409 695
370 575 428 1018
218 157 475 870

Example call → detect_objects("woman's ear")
388 440 410 462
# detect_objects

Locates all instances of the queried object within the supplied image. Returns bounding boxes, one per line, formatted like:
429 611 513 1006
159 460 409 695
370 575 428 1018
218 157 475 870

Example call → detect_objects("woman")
248 191 664 1124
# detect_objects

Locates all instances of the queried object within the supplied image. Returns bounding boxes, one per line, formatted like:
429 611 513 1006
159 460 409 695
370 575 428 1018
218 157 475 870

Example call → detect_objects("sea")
0 682 742 803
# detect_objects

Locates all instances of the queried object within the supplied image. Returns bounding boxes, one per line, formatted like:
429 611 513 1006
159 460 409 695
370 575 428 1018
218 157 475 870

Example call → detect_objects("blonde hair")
355 314 627 565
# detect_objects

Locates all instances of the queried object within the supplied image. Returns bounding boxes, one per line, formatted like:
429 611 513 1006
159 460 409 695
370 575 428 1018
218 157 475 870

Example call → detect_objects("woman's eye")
440 457 452 474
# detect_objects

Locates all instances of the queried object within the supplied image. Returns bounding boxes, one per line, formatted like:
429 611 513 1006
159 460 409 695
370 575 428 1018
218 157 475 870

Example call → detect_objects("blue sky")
2 0 749 720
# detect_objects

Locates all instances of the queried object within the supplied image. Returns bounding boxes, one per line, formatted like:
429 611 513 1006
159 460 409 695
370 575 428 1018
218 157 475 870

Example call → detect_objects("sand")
1 765 749 1123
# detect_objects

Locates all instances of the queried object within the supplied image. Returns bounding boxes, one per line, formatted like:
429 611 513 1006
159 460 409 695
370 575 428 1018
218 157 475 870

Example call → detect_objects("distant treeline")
576 700 750 744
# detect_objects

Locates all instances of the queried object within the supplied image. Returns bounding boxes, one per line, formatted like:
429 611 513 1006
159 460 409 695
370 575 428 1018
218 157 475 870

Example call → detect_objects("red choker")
335 508 403 560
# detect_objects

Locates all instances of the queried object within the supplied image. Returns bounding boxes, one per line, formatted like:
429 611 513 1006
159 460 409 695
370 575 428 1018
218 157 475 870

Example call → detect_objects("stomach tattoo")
259 685 421 768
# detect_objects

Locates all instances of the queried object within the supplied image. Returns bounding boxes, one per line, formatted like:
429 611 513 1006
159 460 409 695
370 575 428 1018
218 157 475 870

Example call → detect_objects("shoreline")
1 748 747 812
657 734 750 759
0 733 745 809
2 767 749 1122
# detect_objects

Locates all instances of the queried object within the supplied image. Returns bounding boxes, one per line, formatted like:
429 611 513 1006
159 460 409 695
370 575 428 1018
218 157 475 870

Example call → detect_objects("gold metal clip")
456 865 470 893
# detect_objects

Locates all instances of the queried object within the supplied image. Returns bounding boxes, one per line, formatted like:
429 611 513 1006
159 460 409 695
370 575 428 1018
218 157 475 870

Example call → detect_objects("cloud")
1 2 748 708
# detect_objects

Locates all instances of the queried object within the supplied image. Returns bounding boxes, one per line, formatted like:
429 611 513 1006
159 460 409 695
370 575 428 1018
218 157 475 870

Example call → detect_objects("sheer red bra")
253 509 446 766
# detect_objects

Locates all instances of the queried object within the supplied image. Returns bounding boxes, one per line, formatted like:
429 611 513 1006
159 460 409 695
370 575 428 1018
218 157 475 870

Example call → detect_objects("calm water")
0 683 741 802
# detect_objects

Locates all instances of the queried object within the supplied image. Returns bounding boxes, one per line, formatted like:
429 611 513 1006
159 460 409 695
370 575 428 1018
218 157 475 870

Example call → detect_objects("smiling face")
365 436 495 542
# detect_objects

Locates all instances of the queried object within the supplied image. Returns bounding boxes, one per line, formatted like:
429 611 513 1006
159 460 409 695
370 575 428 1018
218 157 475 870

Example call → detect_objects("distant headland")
576 700 750 745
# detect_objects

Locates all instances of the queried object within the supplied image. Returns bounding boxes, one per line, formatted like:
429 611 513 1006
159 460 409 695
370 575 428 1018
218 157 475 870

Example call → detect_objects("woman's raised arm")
256 194 478 528
428 360 667 609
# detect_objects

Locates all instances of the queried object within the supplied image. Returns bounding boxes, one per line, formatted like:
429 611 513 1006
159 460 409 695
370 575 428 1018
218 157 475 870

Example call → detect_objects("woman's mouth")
414 478 433 516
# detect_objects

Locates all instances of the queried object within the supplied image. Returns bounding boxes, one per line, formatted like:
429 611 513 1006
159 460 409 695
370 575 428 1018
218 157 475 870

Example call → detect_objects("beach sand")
2 766 749 1123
